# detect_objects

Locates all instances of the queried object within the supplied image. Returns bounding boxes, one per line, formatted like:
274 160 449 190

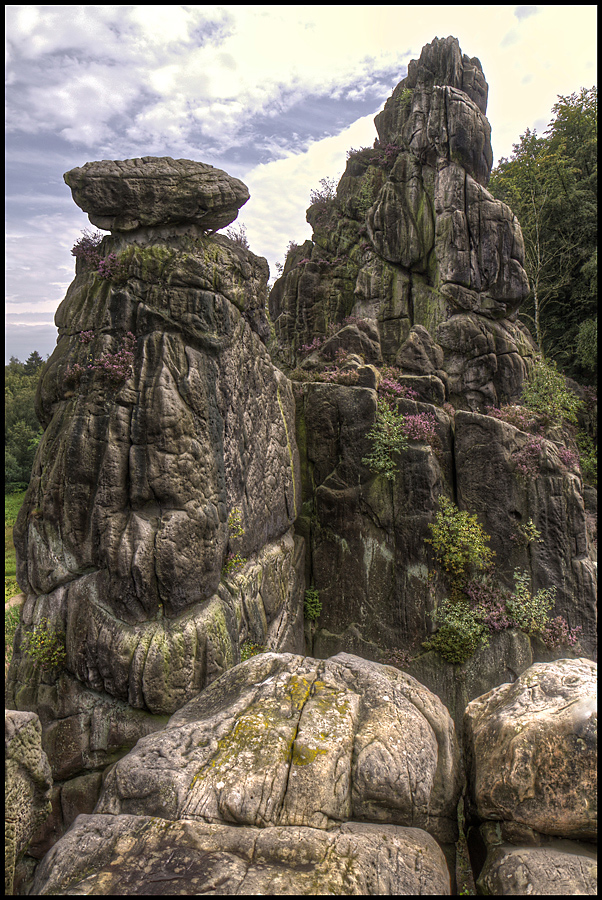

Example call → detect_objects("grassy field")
5 489 26 675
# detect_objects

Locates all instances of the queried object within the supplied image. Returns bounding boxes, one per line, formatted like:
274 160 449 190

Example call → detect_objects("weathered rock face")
269 36 531 409
464 659 597 840
31 817 451 896
5 710 53 895
455 413 597 658
7 160 304 861
29 652 459 894
464 659 597 894
296 382 453 660
267 35 595 726
295 377 595 722
64 157 249 233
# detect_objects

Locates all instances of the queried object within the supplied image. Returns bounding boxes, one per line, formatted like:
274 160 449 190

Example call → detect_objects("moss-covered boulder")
29 651 461 894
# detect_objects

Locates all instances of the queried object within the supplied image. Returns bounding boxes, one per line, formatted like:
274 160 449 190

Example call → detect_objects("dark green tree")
489 87 597 382
5 354 45 488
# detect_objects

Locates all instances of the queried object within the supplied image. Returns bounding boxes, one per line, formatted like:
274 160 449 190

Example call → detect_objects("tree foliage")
5 352 45 488
488 87 597 382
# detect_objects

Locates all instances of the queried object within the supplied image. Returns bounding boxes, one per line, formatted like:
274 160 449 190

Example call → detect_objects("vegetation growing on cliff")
423 497 583 664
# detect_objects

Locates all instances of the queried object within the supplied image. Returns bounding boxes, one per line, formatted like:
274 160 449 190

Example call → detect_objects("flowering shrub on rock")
71 229 103 264
403 413 438 444
485 404 541 433
64 332 137 391
71 230 127 281
557 446 580 472
424 499 582 664
512 436 545 481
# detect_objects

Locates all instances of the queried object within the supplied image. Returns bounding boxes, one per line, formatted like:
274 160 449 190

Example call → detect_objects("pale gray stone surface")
5 710 53 895
31 815 452 895
64 156 249 232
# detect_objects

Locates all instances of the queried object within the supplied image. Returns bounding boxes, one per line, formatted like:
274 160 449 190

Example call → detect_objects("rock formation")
464 659 597 894
7 156 304 862
269 34 596 703
29 653 458 894
5 35 597 896
64 156 250 233
269 36 532 409
5 711 53 895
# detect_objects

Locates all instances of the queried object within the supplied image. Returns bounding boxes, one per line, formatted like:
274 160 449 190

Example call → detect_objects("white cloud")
242 113 380 278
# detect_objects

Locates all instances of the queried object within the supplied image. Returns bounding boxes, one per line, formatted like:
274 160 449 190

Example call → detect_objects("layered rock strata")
29 652 460 894
464 659 597 894
7 160 304 861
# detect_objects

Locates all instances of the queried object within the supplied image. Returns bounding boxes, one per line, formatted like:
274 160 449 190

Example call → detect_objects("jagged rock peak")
406 35 488 113
374 35 492 186
63 156 250 233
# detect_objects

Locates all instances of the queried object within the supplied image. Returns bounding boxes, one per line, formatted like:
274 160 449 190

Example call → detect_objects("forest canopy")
488 86 597 383
5 351 45 490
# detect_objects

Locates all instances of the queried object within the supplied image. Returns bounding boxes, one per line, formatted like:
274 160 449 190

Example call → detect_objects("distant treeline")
5 351 45 491
488 86 597 384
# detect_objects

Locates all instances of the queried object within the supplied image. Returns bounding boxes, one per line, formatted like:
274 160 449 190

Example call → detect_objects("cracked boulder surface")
268 36 531 410
464 659 597 841
64 157 250 233
31 817 451 895
463 659 597 894
29 652 459 894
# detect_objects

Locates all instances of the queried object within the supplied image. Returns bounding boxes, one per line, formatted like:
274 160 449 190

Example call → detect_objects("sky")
5 5 597 363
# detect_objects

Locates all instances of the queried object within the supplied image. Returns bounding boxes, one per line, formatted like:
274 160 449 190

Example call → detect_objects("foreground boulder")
31 816 451 895
464 659 597 894
5 710 53 895
29 652 461 894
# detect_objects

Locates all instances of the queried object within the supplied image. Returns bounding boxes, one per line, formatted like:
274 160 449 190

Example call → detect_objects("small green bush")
398 87 413 109
510 518 543 548
362 397 408 481
520 357 581 425
228 507 244 539
222 552 247 577
426 496 494 582
240 640 266 662
505 570 556 636
423 599 489 664
24 618 67 670
304 588 322 621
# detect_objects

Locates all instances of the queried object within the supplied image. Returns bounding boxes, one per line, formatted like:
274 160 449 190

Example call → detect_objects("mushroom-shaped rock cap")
63 156 250 233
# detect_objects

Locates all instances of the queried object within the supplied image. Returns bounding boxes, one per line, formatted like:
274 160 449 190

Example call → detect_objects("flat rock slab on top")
63 156 249 232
